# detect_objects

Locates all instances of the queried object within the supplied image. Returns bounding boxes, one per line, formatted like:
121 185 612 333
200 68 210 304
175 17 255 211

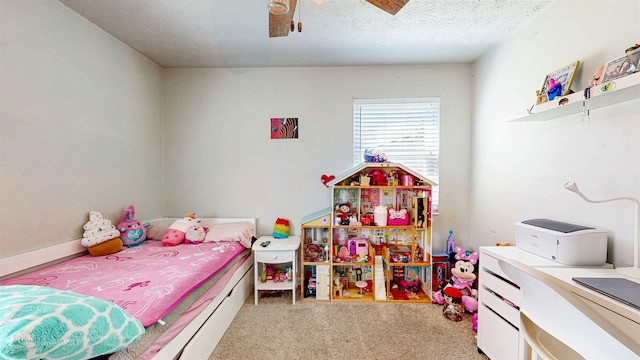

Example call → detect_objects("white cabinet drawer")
482 252 512 280
481 283 520 326
255 250 293 263
478 303 520 360
481 269 522 307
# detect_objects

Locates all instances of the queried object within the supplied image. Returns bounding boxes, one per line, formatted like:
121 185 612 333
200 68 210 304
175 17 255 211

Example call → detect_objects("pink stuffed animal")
162 213 206 246
117 205 149 247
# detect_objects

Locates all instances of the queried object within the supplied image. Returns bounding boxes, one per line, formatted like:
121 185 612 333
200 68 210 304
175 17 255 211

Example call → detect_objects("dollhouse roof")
326 162 438 188
300 208 332 225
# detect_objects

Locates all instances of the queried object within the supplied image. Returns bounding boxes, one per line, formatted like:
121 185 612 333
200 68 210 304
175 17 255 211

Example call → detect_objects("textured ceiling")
59 0 555 68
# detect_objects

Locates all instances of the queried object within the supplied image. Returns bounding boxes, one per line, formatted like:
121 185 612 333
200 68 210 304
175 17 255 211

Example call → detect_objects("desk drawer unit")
477 246 622 359
478 249 523 360
478 304 520 359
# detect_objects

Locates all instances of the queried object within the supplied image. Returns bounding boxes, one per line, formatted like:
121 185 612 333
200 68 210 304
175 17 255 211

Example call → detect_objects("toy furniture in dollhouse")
431 252 450 293
332 249 376 301
300 209 332 301
349 238 369 256
303 162 436 303
253 235 300 305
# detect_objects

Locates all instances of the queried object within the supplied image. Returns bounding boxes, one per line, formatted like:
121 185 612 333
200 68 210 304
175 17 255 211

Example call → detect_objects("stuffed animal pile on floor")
433 246 479 322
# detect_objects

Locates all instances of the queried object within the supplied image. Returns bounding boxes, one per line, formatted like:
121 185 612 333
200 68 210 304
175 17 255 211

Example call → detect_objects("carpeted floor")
209 290 489 360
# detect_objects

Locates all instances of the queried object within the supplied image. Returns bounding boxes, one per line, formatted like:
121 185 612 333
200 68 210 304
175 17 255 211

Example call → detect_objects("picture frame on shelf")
602 55 634 82
540 61 580 97
625 46 640 73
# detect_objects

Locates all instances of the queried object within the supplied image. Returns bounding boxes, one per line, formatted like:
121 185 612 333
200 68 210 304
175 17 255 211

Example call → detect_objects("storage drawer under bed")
180 263 254 358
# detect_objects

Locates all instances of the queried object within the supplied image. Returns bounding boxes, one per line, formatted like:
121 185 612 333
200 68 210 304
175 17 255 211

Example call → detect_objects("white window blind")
353 98 440 211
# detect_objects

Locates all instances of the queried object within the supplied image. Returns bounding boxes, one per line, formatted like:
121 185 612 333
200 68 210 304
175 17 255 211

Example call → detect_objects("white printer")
515 219 608 266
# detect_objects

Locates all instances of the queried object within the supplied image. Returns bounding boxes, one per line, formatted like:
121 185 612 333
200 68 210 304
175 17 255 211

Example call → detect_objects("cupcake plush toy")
81 211 123 256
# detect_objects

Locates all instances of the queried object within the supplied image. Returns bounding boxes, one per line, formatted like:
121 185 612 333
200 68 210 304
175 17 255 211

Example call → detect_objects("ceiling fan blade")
269 0 297 38
366 0 409 15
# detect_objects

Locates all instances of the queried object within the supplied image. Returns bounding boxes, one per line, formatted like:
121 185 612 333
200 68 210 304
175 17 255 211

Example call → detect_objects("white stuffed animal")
185 224 208 244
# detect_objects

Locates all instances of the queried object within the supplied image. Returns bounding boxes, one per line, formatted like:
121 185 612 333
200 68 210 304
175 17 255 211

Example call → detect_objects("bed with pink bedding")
0 217 257 360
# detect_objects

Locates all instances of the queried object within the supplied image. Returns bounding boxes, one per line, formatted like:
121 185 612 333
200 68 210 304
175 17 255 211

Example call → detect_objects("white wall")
0 1 165 256
11 0 636 266
163 66 472 248
471 0 640 267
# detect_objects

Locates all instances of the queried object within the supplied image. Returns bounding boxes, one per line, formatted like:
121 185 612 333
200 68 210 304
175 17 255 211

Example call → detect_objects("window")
353 98 440 212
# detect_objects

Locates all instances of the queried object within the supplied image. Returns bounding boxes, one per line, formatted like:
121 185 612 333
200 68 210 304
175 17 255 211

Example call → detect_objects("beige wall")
471 0 640 267
162 66 472 247
0 1 165 256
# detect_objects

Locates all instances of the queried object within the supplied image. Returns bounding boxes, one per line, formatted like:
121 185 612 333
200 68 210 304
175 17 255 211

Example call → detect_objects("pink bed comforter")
0 241 244 326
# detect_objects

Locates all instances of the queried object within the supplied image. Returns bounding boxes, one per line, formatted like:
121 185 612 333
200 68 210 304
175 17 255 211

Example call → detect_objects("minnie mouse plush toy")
433 246 479 313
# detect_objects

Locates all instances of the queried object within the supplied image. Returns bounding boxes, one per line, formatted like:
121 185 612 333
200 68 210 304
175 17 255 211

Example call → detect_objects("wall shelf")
511 71 640 122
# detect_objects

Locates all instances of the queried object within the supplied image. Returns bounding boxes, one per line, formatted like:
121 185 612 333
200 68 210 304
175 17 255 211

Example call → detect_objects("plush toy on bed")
162 213 208 246
432 246 479 313
81 211 123 256
185 223 208 244
117 205 150 247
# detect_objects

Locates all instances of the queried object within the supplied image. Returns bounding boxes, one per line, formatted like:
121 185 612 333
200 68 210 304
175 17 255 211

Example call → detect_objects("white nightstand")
252 235 300 305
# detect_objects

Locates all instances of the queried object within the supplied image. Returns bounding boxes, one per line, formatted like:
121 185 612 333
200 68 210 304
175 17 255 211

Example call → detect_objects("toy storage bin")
387 216 409 226
387 209 409 225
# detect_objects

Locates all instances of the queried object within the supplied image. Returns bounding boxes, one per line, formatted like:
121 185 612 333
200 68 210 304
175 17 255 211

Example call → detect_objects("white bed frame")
0 217 256 360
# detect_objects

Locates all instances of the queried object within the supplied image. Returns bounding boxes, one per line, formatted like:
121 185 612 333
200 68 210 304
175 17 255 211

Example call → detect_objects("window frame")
353 97 440 212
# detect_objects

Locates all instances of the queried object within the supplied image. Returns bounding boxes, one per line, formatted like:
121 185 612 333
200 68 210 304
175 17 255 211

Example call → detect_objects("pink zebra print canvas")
271 117 298 139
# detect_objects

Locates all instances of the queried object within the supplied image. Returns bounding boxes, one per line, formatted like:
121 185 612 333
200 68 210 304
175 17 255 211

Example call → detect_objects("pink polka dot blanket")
0 241 245 327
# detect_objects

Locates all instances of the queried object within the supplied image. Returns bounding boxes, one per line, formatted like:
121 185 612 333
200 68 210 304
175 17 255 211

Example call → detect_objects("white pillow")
145 219 175 240
204 221 255 248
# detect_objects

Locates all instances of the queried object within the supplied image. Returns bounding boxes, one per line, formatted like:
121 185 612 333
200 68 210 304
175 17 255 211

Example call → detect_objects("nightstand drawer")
255 250 293 263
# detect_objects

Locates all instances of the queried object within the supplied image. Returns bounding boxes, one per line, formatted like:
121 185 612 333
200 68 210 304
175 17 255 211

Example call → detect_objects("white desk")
538 267 640 326
478 246 580 360
485 247 640 359
532 267 640 357
478 246 640 359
